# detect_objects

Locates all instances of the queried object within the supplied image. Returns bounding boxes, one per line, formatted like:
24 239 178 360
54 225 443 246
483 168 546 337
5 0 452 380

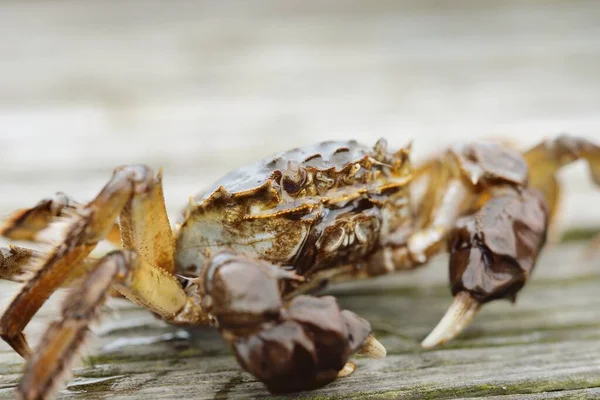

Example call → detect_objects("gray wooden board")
0 244 599 399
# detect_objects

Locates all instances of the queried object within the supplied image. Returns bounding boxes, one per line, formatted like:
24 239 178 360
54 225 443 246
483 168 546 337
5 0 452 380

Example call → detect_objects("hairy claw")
17 251 127 400
421 291 480 349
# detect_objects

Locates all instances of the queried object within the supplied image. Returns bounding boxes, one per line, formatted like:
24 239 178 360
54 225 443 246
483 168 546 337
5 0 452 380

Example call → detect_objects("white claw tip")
421 291 481 349
358 335 387 359
337 361 356 378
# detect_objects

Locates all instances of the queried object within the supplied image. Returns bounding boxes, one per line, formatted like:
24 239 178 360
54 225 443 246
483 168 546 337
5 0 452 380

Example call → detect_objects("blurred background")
0 0 599 229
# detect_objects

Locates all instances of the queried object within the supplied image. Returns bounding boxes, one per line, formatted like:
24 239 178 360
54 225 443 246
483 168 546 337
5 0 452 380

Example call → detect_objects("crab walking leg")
118 168 175 273
0 192 79 241
0 246 102 289
0 165 175 357
367 142 554 346
0 192 121 246
422 136 600 347
0 245 39 283
366 141 519 275
523 134 600 222
17 250 204 400
200 252 386 394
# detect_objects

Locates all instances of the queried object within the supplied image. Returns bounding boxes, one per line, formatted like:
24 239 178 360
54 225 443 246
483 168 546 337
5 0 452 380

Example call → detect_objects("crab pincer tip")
358 335 387 359
421 291 481 349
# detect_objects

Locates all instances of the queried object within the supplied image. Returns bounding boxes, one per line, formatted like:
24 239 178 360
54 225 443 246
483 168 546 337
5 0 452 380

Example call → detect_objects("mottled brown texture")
201 252 371 392
119 169 176 274
232 296 371 394
449 188 549 303
175 139 412 277
200 252 299 331
0 246 39 283
451 142 530 187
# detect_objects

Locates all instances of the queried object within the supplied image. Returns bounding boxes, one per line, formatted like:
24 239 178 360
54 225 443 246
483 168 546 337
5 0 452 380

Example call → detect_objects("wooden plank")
0 244 598 399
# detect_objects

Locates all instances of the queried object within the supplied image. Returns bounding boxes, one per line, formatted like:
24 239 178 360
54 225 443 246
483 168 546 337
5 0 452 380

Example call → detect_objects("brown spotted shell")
175 139 412 277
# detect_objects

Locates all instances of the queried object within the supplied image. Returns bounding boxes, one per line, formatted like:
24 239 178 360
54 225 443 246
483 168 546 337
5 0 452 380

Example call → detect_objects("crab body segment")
0 135 598 399
176 139 411 284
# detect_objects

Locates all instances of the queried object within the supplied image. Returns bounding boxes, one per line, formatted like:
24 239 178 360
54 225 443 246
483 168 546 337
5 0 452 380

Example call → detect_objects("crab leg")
0 245 39 283
1 169 137 357
0 245 102 288
422 135 598 347
365 141 512 276
18 250 133 400
0 192 122 246
367 141 557 346
422 186 549 347
421 292 480 348
0 192 79 242
0 165 209 400
523 134 600 222
0 165 196 358
18 249 204 400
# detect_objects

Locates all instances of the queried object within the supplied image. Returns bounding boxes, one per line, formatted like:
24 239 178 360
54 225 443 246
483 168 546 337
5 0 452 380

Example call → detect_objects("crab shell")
175 139 413 280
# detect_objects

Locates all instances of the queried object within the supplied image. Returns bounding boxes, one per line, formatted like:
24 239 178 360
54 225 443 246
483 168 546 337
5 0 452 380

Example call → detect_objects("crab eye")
281 162 307 195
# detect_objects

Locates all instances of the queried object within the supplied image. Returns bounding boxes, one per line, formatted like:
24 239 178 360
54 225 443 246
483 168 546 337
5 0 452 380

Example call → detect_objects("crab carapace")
0 134 599 399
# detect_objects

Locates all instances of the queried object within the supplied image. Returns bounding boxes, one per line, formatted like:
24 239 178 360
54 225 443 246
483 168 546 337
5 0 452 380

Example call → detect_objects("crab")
0 134 598 399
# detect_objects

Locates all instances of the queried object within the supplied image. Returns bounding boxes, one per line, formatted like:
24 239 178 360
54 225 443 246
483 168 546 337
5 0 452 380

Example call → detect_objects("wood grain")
1 245 598 399
0 0 599 399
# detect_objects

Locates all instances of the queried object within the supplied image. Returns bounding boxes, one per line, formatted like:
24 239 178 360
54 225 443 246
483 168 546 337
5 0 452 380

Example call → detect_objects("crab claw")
421 291 480 349
358 335 387 359
421 187 549 349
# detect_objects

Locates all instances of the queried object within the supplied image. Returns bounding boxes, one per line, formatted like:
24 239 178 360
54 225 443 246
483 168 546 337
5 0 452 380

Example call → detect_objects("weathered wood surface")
0 245 599 399
1 0 600 399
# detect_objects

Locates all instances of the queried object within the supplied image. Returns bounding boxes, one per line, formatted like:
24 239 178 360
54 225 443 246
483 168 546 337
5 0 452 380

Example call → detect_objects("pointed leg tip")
1 332 33 359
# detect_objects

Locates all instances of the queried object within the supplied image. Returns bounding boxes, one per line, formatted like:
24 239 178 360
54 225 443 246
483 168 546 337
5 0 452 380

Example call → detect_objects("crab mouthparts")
421 291 481 349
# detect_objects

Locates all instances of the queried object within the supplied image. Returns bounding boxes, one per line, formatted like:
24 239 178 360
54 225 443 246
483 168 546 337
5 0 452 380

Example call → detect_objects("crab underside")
0 134 599 399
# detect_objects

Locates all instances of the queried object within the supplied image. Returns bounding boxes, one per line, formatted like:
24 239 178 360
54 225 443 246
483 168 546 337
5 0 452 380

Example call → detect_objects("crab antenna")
421 291 481 349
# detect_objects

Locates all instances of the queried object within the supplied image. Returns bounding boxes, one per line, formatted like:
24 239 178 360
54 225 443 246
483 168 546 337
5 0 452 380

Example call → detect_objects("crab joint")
357 335 387 359
421 291 481 349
